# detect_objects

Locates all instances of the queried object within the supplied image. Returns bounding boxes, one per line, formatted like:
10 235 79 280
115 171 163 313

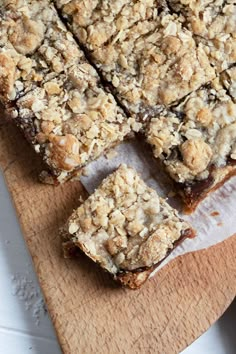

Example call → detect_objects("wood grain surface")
0 120 235 354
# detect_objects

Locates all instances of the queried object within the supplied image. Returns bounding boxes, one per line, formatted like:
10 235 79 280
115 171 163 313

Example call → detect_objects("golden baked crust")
220 66 236 102
61 164 195 288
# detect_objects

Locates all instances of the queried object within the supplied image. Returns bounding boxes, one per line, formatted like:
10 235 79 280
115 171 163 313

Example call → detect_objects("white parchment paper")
81 140 236 272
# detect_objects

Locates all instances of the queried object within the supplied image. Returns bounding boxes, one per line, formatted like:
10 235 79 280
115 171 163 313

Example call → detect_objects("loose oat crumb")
79 195 85 203
168 191 176 198
81 167 90 177
210 211 220 217
105 149 118 160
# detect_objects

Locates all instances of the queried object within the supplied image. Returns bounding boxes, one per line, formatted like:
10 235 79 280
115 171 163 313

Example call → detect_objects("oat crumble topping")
61 164 194 287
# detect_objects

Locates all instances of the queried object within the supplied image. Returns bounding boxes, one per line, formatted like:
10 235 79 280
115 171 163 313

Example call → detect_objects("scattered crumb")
11 273 47 326
210 211 220 217
39 170 55 185
105 149 118 160
71 171 83 181
79 195 85 203
81 166 89 177
168 190 176 198
217 222 223 227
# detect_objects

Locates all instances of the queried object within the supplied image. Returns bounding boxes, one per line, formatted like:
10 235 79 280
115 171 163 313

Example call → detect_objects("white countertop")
0 170 235 354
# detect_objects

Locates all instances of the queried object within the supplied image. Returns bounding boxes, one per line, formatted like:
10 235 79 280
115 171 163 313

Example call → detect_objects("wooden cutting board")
0 120 235 354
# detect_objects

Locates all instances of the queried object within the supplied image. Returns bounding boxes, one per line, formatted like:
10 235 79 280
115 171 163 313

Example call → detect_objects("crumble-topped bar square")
55 0 215 115
16 72 136 184
0 0 136 183
61 164 195 289
0 0 82 108
168 1 236 73
146 69 236 211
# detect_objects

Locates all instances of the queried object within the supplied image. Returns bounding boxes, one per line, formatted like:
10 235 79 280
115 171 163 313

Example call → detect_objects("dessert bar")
146 68 236 211
0 0 82 111
55 0 215 116
0 0 135 183
16 72 135 184
61 164 195 288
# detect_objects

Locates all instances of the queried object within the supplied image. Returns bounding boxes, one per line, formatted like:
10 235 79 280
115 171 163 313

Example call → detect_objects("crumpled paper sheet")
81 140 236 273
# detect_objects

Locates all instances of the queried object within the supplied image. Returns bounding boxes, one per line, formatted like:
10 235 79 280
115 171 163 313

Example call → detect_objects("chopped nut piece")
180 139 213 174
0 0 133 184
69 223 79 234
48 134 81 171
61 165 195 289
